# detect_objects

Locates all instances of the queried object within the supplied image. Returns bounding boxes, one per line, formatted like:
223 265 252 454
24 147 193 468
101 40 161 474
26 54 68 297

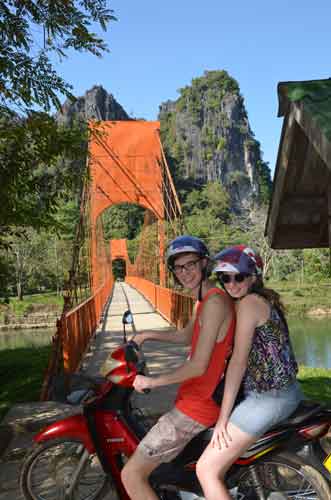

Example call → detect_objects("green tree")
303 249 331 282
183 182 230 221
1 227 76 299
102 204 145 240
0 116 87 244
0 0 115 113
182 182 238 255
7 228 49 299
0 0 115 245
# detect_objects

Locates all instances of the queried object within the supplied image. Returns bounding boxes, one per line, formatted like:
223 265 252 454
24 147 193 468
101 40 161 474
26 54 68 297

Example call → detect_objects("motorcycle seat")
273 399 322 426
198 401 323 441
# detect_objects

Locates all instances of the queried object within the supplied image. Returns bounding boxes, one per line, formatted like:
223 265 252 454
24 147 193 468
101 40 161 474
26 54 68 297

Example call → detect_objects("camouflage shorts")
137 407 207 463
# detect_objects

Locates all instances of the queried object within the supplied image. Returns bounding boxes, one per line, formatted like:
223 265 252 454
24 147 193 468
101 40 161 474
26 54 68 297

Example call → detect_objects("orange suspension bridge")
41 120 194 400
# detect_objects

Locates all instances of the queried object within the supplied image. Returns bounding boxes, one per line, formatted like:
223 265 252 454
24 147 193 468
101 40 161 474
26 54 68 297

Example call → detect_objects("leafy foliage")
0 114 87 244
177 70 240 121
182 182 244 253
183 182 230 220
0 226 77 299
0 0 115 298
102 204 145 240
0 0 115 246
0 0 115 113
256 159 272 204
160 69 272 210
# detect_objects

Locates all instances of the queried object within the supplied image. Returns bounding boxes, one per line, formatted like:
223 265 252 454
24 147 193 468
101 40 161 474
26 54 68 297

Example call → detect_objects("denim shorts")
137 408 207 463
229 381 303 438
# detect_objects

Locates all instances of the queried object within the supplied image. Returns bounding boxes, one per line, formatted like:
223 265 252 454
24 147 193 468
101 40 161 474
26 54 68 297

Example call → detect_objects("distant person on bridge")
121 235 236 500
196 245 303 500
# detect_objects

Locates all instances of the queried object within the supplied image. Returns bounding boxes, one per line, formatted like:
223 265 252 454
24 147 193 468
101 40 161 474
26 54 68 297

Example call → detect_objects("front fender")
34 414 95 453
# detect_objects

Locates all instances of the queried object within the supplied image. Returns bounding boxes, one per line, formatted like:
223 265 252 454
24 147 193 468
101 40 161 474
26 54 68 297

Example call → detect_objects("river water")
289 316 331 368
0 318 330 367
0 328 54 350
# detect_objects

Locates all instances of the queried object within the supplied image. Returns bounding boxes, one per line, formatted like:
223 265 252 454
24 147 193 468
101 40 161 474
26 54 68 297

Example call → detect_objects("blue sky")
54 1 331 176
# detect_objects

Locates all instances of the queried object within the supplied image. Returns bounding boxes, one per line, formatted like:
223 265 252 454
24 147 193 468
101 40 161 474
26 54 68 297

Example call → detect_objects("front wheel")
20 437 119 500
235 451 331 499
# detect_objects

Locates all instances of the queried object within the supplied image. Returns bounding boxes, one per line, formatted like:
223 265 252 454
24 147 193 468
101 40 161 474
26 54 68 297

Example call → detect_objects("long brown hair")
249 276 286 316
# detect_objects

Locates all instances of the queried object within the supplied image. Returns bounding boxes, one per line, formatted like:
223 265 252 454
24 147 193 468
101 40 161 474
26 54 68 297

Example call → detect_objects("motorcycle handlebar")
126 340 152 395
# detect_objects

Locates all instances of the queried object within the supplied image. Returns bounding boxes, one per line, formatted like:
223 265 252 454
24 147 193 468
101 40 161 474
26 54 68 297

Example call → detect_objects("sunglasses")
218 273 251 284
172 258 201 274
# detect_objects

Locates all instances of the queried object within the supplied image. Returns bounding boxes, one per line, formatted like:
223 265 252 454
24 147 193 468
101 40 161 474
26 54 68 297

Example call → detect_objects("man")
121 235 235 500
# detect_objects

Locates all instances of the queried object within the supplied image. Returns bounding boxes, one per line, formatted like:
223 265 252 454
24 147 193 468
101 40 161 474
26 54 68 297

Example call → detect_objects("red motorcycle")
20 310 331 500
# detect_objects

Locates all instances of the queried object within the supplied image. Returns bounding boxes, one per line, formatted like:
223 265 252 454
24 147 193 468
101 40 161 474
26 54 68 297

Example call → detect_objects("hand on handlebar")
132 332 148 346
133 374 153 394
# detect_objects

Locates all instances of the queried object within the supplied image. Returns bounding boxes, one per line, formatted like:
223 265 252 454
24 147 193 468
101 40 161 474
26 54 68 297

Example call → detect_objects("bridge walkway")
0 282 188 499
82 281 188 415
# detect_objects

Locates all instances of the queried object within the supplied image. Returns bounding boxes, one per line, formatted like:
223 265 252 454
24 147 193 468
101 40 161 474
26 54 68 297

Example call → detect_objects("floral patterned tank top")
244 303 298 393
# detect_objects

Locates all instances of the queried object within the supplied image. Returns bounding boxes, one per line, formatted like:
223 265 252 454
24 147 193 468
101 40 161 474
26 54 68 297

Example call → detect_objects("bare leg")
121 448 162 500
196 421 256 500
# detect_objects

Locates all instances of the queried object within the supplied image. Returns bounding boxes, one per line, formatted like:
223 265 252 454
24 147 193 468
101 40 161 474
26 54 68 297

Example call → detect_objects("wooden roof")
265 79 331 249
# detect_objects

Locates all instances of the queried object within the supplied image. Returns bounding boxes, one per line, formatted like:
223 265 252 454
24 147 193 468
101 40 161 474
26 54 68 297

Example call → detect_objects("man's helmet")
166 235 209 270
213 245 263 275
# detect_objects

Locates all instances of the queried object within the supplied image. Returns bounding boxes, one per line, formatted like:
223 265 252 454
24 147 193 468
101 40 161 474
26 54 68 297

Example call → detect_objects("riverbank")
268 280 331 317
306 307 331 317
1 283 331 327
0 292 62 330
0 318 57 331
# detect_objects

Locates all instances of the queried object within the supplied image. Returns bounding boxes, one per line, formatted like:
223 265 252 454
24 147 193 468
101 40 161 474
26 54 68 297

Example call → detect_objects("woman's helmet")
213 245 263 275
166 235 209 270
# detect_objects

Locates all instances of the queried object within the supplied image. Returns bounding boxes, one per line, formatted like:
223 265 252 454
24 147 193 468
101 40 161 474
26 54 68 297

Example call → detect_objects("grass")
0 292 63 322
0 354 330 425
2 283 331 319
6 292 63 313
298 365 331 405
268 280 331 316
0 345 51 422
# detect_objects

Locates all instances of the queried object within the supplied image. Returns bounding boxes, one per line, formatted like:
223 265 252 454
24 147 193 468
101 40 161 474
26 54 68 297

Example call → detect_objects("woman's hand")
133 374 154 393
211 418 232 449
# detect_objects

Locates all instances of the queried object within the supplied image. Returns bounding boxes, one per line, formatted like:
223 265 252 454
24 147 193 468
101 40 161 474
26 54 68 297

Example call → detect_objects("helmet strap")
198 279 203 302
198 261 209 301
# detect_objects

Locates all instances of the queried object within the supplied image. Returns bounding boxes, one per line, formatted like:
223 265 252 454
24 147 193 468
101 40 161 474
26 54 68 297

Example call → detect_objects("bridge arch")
88 120 181 292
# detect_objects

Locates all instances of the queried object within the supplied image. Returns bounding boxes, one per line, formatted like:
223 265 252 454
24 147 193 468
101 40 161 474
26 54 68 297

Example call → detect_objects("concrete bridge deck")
0 282 188 499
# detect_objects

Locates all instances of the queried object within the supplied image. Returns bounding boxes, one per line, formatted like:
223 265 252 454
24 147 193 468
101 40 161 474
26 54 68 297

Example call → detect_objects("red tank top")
175 288 235 427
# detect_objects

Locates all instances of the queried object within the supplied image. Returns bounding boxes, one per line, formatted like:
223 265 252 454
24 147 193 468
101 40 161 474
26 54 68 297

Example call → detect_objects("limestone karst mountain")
56 85 130 126
159 70 272 211
57 76 271 212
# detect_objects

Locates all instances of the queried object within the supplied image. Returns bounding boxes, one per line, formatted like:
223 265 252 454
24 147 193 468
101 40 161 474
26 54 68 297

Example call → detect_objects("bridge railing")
41 279 113 400
125 277 194 328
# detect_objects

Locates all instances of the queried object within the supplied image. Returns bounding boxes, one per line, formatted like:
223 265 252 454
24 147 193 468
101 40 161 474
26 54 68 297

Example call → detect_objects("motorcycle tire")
20 437 120 500
235 451 331 500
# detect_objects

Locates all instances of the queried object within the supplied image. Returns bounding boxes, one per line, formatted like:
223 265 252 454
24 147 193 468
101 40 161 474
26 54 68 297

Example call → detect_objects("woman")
196 244 303 500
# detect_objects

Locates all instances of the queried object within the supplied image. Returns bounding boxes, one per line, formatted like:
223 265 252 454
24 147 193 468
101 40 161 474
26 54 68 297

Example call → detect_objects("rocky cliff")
56 78 271 213
159 70 271 211
56 85 130 126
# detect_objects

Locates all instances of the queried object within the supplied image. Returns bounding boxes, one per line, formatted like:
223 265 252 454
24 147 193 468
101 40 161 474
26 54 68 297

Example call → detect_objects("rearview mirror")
122 310 133 325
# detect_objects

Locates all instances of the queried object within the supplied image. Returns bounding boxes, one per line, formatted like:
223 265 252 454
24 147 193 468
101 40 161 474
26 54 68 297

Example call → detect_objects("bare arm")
134 294 228 392
212 295 266 448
